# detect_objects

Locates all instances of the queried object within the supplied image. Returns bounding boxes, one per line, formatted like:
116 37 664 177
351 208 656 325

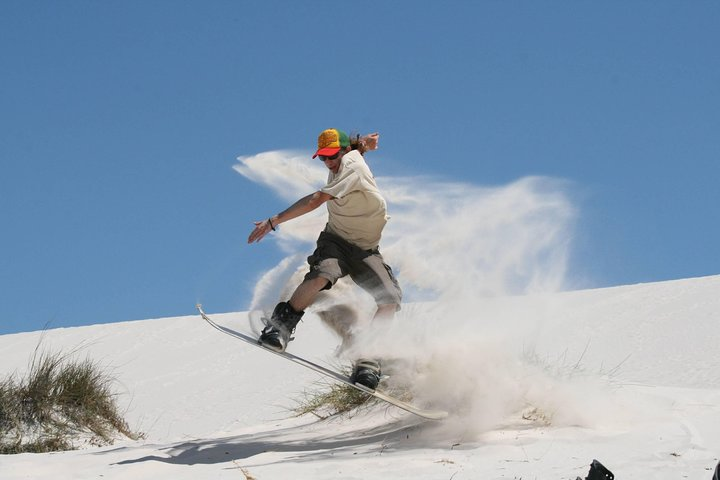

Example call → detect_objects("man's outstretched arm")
247 191 334 244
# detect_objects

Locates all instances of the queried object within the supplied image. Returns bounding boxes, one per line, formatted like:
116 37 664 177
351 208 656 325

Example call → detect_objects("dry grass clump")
294 380 377 419
0 347 139 453
293 365 413 419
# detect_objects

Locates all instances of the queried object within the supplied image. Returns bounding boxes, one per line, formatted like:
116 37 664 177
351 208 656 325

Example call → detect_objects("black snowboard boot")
351 359 382 390
259 302 304 352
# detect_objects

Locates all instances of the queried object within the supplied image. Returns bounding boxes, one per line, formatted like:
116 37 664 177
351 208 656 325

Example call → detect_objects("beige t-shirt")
321 150 388 250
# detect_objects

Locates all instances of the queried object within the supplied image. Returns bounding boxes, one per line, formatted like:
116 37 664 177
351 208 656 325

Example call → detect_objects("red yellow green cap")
313 128 351 158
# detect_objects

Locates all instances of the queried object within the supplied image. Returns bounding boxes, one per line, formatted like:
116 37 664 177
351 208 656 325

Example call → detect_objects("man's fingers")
248 221 270 244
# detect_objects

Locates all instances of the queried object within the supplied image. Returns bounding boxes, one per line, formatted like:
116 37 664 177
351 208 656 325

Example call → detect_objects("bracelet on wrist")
267 218 276 231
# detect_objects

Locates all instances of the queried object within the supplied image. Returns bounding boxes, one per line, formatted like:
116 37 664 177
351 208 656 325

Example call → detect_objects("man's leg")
346 251 402 390
259 276 332 352
373 303 398 322
288 276 331 311
351 304 397 390
260 230 344 352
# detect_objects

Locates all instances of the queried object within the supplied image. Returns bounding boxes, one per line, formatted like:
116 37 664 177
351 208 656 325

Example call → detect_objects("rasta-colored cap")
312 128 351 158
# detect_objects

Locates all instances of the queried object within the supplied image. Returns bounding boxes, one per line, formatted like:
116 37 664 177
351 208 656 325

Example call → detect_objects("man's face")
319 150 345 174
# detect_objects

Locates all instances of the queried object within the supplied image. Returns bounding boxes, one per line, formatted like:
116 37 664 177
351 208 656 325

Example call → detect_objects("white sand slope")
1 275 719 479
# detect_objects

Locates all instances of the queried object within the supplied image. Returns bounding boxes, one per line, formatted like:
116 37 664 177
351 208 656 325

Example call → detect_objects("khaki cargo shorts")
304 230 402 307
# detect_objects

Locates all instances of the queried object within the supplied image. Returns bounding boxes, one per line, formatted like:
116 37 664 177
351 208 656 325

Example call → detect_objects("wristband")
268 218 276 231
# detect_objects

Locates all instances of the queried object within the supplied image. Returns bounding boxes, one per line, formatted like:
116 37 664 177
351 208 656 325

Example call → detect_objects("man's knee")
307 275 331 291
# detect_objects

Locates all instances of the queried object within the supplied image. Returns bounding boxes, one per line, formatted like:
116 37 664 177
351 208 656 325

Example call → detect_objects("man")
247 128 402 390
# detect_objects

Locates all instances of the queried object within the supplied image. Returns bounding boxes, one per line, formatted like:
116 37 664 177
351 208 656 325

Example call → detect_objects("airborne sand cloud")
232 150 621 439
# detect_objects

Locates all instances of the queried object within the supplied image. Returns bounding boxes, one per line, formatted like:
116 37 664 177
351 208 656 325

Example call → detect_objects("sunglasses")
319 151 341 161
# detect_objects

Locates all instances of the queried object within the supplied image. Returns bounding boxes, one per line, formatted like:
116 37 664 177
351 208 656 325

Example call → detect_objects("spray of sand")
235 150 623 437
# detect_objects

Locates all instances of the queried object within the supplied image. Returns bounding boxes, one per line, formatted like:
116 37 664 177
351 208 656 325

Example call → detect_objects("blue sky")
1 1 718 335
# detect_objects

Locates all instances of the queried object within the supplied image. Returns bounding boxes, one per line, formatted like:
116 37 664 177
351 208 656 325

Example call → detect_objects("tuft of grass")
292 365 373 418
293 365 414 419
0 346 140 454
295 381 377 419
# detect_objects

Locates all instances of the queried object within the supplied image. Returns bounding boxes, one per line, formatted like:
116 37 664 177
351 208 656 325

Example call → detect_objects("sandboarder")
247 128 402 390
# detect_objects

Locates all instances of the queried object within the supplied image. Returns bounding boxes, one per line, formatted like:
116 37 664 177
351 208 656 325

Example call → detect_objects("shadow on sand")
115 415 442 468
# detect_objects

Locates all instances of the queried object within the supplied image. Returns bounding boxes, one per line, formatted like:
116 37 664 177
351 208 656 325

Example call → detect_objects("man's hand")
247 191 333 245
248 219 274 244
361 132 380 152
